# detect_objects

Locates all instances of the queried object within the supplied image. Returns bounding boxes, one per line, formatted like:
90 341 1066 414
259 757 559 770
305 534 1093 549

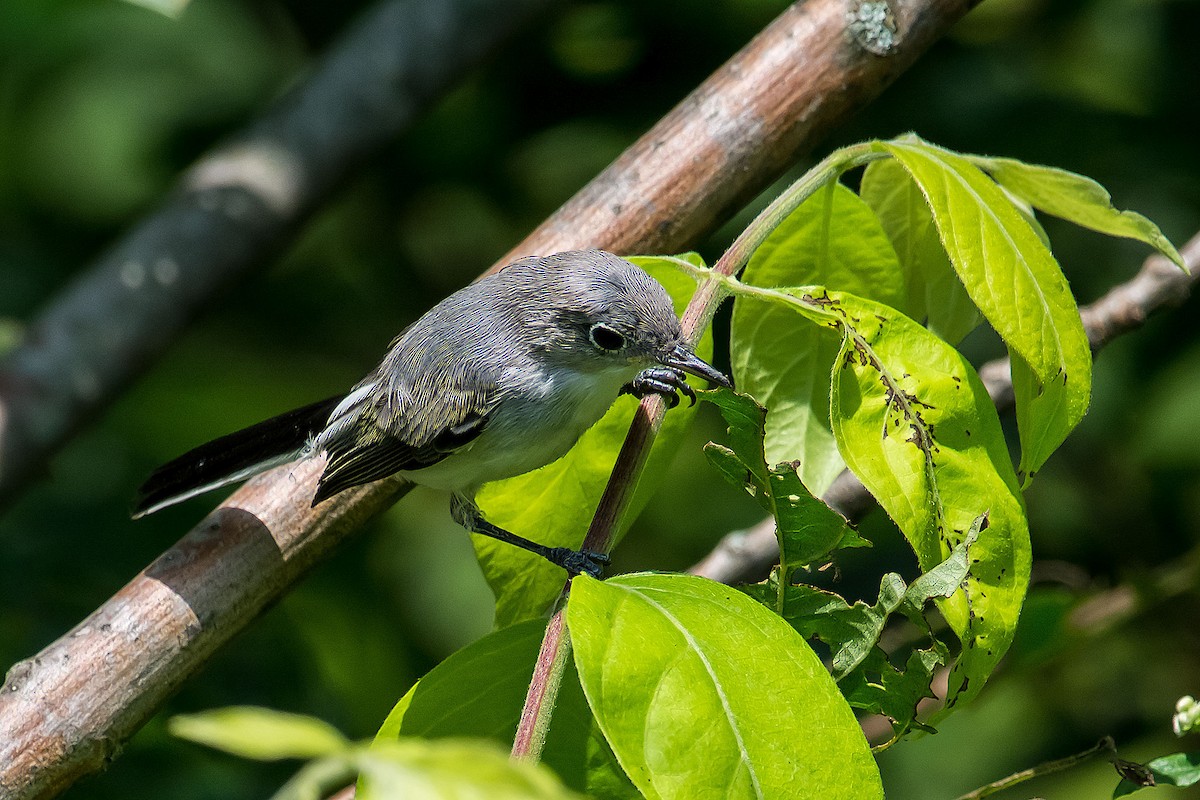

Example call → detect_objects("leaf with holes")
724 279 1028 708
702 388 868 586
822 289 1028 707
568 573 882 800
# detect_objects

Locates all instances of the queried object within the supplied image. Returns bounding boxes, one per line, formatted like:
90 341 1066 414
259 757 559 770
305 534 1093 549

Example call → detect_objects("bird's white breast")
398 360 636 495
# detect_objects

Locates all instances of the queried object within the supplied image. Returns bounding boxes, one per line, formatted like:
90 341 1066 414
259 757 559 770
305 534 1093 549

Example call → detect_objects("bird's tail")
132 395 343 518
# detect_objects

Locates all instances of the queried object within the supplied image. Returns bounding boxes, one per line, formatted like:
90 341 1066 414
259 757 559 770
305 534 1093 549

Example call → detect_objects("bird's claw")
620 367 696 409
549 547 611 579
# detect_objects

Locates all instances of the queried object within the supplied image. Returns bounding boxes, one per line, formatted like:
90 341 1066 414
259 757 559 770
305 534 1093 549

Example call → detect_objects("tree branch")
1 0 983 794
0 0 553 508
688 232 1200 585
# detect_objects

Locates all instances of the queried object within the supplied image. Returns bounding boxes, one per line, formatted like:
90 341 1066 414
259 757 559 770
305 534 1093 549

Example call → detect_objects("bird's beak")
661 343 733 389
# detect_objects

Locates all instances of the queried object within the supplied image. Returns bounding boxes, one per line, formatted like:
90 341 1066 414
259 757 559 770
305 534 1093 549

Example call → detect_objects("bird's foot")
547 547 611 579
620 367 696 409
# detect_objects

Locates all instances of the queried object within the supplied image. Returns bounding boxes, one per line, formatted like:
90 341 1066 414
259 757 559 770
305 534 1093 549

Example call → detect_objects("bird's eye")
588 323 625 351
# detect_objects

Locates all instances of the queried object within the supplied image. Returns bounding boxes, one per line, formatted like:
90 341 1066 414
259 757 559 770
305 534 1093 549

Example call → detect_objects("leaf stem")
511 611 570 760
511 140 886 764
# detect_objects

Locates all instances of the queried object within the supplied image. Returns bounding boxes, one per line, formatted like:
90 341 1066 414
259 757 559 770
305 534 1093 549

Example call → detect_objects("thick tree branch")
1 0 983 794
689 233 1200 585
0 0 553 508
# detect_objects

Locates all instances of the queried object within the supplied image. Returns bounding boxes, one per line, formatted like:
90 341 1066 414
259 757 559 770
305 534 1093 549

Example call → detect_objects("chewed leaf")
568 573 882 800
969 155 1185 269
822 289 1029 707
882 136 1092 483
732 181 905 495
724 278 1028 708
702 389 867 587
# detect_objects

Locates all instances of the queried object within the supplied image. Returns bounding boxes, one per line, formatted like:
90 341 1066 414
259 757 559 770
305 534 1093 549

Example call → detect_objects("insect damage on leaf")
812 293 942 467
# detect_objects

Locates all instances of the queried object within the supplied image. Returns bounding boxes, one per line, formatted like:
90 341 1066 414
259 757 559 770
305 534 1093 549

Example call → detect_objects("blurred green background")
2 0 1199 797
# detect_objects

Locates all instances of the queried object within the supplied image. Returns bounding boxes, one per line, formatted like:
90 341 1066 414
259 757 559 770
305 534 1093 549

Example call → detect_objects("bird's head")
514 250 732 390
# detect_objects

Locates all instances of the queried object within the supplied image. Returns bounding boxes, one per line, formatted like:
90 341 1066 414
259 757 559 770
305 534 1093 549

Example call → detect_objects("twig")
953 737 1118 800
689 233 1200 584
0 0 554 509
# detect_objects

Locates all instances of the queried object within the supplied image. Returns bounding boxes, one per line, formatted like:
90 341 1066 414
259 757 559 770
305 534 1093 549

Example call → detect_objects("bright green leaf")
373 620 635 798
476 255 711 626
732 181 905 495
754 520 975 687
701 388 868 589
822 290 1029 706
169 706 350 761
725 280 1028 708
968 156 1185 269
860 157 981 344
358 739 581 800
568 573 882 800
882 136 1092 483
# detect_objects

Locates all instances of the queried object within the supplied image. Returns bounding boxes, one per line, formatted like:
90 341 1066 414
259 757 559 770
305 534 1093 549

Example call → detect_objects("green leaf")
568 573 882 800
121 0 192 17
859 157 981 344
882 136 1092 483
823 290 1029 707
968 155 1185 269
731 181 905 495
169 707 350 761
1114 752 1200 797
726 280 1028 708
701 388 868 584
357 739 581 800
373 620 635 798
757 519 976 683
475 255 711 626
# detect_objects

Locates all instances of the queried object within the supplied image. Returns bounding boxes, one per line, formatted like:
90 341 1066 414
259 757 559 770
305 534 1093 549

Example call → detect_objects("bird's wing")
311 379 497 505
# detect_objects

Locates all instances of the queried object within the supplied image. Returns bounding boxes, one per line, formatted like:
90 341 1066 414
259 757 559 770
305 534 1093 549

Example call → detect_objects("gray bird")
134 249 731 577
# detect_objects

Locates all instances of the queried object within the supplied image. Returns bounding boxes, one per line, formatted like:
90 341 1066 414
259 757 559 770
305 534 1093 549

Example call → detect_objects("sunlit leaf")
169 707 349 761
859 157 981 344
882 136 1092 483
968 156 1185 269
568 573 882 800
726 280 1029 708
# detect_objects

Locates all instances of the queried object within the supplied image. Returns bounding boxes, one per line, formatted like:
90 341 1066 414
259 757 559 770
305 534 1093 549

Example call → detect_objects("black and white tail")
132 395 343 518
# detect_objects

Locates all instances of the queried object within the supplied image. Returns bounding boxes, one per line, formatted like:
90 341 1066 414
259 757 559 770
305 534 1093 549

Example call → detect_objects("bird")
133 249 731 577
